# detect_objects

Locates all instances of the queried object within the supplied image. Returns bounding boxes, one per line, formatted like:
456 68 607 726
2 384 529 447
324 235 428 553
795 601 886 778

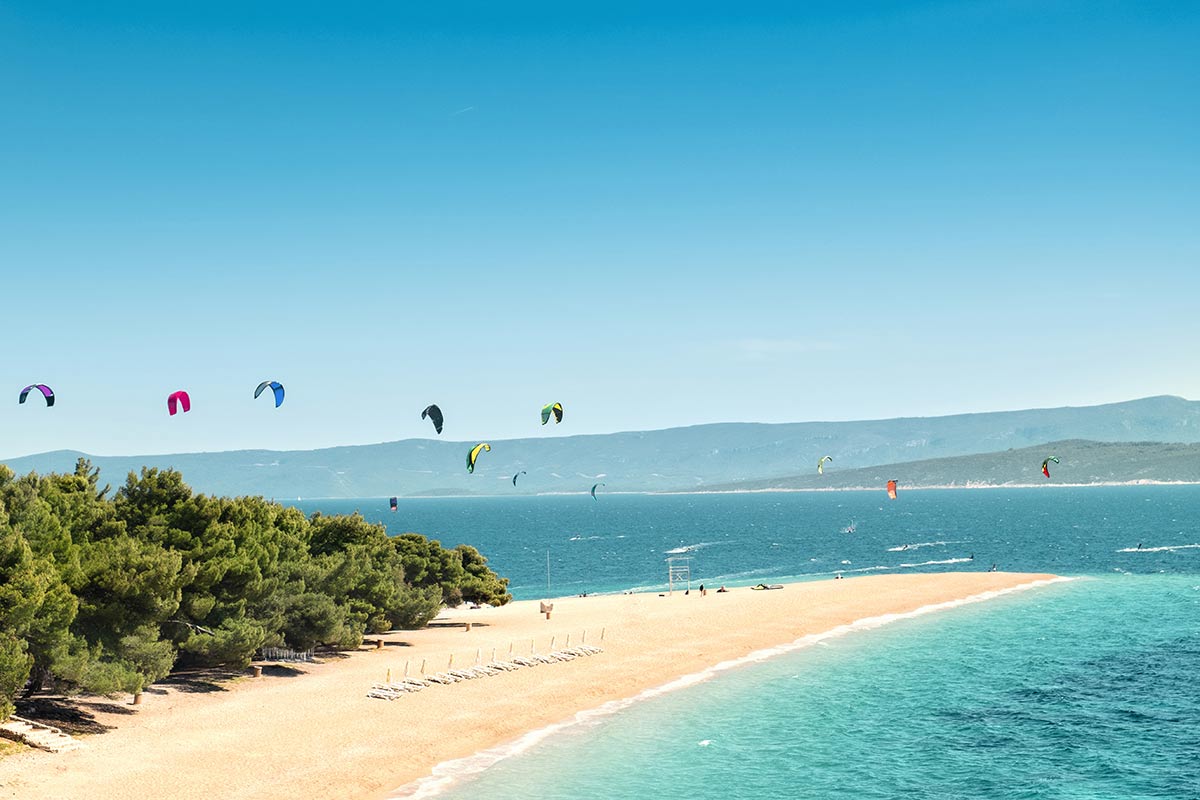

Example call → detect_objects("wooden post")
565 633 571 647
132 692 143 705
252 665 263 678
582 630 587 644
375 638 384 650
601 627 606 642
550 636 556 650
404 660 410 677
448 653 454 669
464 622 472 632
420 658 427 675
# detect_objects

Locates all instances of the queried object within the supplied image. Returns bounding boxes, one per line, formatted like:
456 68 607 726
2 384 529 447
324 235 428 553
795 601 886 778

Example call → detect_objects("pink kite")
167 390 191 416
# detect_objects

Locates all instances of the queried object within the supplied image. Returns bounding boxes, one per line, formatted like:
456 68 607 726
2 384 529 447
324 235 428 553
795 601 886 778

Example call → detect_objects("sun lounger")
470 665 500 676
458 667 491 678
368 683 415 700
559 647 592 657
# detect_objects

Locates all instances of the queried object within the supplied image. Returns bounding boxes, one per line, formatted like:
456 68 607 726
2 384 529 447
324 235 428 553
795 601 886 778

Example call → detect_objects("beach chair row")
367 645 604 701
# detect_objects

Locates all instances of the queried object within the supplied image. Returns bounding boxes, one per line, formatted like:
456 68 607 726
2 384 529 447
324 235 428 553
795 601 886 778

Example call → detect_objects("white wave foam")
1116 543 1200 553
663 541 726 555
898 557 974 568
709 566 778 582
887 540 966 552
812 557 972 578
388 577 1073 799
621 584 668 594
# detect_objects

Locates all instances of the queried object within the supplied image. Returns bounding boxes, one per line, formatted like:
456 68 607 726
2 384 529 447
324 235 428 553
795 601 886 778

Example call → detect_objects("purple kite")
167 390 191 416
19 384 54 407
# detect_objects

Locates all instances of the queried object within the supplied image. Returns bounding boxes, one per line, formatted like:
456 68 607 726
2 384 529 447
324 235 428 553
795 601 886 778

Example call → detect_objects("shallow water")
416 575 1200 799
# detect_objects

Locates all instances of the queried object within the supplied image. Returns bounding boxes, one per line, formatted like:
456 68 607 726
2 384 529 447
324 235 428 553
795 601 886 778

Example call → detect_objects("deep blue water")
297 487 1199 599
294 488 1200 800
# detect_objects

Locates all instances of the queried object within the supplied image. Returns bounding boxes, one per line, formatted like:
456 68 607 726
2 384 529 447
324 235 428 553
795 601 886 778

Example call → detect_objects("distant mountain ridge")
701 440 1200 491
2 396 1197 498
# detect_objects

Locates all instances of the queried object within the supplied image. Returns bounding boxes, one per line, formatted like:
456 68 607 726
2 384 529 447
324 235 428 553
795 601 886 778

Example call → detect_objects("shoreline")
0 572 1062 800
392 575 1071 799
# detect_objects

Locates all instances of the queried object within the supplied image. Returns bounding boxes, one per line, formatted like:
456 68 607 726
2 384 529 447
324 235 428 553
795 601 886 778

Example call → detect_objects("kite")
1042 456 1060 478
467 443 491 473
886 480 898 500
591 482 606 500
540 402 564 425
512 471 526 486
18 384 54 407
167 391 191 416
818 455 832 475
254 380 285 408
389 497 398 512
421 404 444 435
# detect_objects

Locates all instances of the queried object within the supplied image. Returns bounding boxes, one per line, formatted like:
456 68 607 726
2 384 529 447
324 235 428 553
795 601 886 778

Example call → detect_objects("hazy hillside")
3 396 1198 498
703 440 1200 491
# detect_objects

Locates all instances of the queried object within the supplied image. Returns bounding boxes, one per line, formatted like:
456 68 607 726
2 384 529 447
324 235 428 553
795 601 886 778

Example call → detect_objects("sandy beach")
0 572 1059 800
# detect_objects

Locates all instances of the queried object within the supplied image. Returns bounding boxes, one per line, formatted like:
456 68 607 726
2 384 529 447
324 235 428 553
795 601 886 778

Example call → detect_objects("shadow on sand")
14 696 129 736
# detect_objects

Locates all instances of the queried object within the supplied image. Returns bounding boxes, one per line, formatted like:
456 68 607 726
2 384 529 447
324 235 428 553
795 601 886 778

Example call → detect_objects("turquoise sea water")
415 576 1199 800
295 488 1200 799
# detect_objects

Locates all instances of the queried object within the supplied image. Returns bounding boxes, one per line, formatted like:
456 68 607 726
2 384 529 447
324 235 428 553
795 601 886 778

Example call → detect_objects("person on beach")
717 585 728 593
700 584 706 596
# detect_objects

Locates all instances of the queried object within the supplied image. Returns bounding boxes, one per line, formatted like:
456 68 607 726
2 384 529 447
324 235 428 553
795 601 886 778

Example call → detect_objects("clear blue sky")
1 1 1196 457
